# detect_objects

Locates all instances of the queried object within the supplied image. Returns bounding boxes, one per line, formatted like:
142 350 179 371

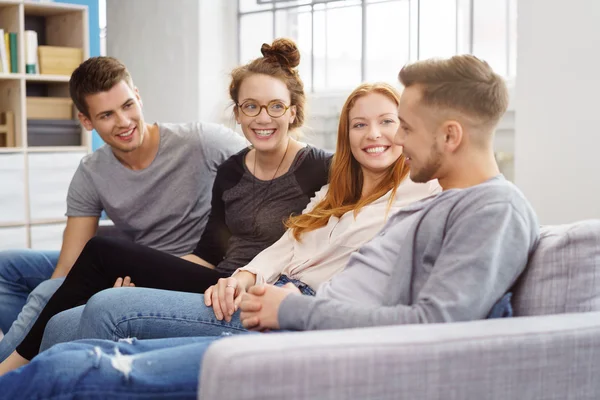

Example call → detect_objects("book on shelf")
25 30 39 74
3 32 10 73
0 29 8 73
8 33 17 73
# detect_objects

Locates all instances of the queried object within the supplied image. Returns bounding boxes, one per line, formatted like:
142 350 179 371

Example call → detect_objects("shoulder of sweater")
441 177 534 219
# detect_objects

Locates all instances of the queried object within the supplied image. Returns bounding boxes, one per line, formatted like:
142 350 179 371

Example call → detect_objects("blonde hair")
399 55 509 129
286 82 409 240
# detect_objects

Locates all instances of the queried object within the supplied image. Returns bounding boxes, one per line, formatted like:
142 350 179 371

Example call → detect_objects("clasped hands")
205 275 300 331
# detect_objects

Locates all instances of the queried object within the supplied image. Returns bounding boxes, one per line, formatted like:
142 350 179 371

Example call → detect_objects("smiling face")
395 85 445 183
235 73 297 154
348 92 403 181
78 80 145 155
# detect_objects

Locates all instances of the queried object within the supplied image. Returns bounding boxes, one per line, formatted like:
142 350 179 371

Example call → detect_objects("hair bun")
261 38 301 70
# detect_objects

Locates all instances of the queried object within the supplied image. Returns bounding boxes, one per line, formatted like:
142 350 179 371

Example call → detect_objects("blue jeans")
41 275 314 350
0 250 62 362
0 335 235 399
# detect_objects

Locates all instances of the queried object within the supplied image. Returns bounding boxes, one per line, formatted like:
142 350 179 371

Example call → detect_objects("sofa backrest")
512 219 600 316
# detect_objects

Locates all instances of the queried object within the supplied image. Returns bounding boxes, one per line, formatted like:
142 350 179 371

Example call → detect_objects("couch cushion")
512 220 600 316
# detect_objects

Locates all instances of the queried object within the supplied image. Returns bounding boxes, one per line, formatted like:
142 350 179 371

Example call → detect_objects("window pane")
240 12 274 64
366 1 410 82
473 0 508 76
240 0 273 13
274 0 312 8
314 4 362 92
508 0 517 77
275 6 313 91
419 0 457 59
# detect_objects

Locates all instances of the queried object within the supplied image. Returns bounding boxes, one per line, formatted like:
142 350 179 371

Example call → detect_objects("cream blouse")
233 178 441 291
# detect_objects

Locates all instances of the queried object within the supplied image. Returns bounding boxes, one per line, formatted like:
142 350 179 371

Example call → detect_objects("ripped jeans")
41 275 315 350
0 335 240 399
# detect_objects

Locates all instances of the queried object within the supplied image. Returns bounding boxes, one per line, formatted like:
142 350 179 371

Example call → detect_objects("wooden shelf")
25 73 71 82
27 145 87 153
0 146 22 153
0 0 90 248
0 0 22 6
0 73 20 80
30 218 67 226
0 221 26 228
24 1 87 16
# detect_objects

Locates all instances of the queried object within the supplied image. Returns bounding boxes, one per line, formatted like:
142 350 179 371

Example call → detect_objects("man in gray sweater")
0 55 539 397
238 54 539 331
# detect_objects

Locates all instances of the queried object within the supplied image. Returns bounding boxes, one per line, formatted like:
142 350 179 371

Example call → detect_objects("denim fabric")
39 305 85 353
0 250 61 362
487 292 513 319
0 335 239 399
274 274 316 296
39 275 315 350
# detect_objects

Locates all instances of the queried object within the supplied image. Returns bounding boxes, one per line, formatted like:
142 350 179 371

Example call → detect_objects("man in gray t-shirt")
0 57 246 362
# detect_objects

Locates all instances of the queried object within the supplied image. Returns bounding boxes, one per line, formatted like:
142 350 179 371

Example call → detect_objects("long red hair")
286 82 409 240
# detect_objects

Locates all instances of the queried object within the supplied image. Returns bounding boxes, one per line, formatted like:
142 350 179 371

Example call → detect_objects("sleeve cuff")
277 293 316 331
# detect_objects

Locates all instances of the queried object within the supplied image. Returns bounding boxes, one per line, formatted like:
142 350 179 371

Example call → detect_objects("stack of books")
0 29 18 74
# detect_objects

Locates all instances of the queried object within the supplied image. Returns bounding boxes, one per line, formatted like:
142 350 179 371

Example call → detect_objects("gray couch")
199 220 600 400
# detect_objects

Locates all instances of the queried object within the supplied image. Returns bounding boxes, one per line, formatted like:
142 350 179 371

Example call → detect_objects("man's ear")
442 120 463 152
78 112 94 131
134 87 143 108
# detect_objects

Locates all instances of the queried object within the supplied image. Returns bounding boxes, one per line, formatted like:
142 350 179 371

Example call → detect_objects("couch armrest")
199 312 600 400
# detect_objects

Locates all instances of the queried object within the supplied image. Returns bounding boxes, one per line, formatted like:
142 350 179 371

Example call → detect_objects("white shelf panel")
24 74 71 83
27 146 88 153
0 226 27 250
30 223 65 250
28 152 85 221
0 153 26 224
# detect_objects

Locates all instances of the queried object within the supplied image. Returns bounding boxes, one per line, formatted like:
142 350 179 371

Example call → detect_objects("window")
100 0 107 56
238 0 517 92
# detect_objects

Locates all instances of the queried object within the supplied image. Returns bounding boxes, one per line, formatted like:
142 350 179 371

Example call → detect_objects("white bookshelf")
0 0 90 249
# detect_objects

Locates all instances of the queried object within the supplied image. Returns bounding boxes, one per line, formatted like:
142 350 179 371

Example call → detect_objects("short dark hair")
69 56 134 118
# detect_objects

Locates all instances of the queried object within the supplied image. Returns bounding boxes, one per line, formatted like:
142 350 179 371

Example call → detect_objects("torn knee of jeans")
88 346 135 381
220 332 233 336
118 337 136 345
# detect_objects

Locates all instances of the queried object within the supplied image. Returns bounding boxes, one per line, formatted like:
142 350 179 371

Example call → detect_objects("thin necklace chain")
251 139 292 235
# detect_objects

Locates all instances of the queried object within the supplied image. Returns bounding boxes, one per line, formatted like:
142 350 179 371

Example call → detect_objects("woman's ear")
289 105 297 124
234 105 241 124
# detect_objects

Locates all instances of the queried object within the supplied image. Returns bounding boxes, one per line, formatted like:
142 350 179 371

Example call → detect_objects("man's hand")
239 283 300 331
113 276 135 288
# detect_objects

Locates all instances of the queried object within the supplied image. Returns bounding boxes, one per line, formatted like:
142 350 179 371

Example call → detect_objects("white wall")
515 0 600 224
197 0 238 123
106 0 236 124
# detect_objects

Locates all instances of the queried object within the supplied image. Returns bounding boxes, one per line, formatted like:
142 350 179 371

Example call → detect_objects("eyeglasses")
237 100 291 118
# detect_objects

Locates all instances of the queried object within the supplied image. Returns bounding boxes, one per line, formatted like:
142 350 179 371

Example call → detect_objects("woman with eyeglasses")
0 40 441 375
0 38 331 374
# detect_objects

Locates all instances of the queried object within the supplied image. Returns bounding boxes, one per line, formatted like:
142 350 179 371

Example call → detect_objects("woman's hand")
205 272 256 322
113 276 135 288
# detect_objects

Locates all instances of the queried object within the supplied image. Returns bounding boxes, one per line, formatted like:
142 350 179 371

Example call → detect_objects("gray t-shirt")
66 122 247 256
279 175 540 330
